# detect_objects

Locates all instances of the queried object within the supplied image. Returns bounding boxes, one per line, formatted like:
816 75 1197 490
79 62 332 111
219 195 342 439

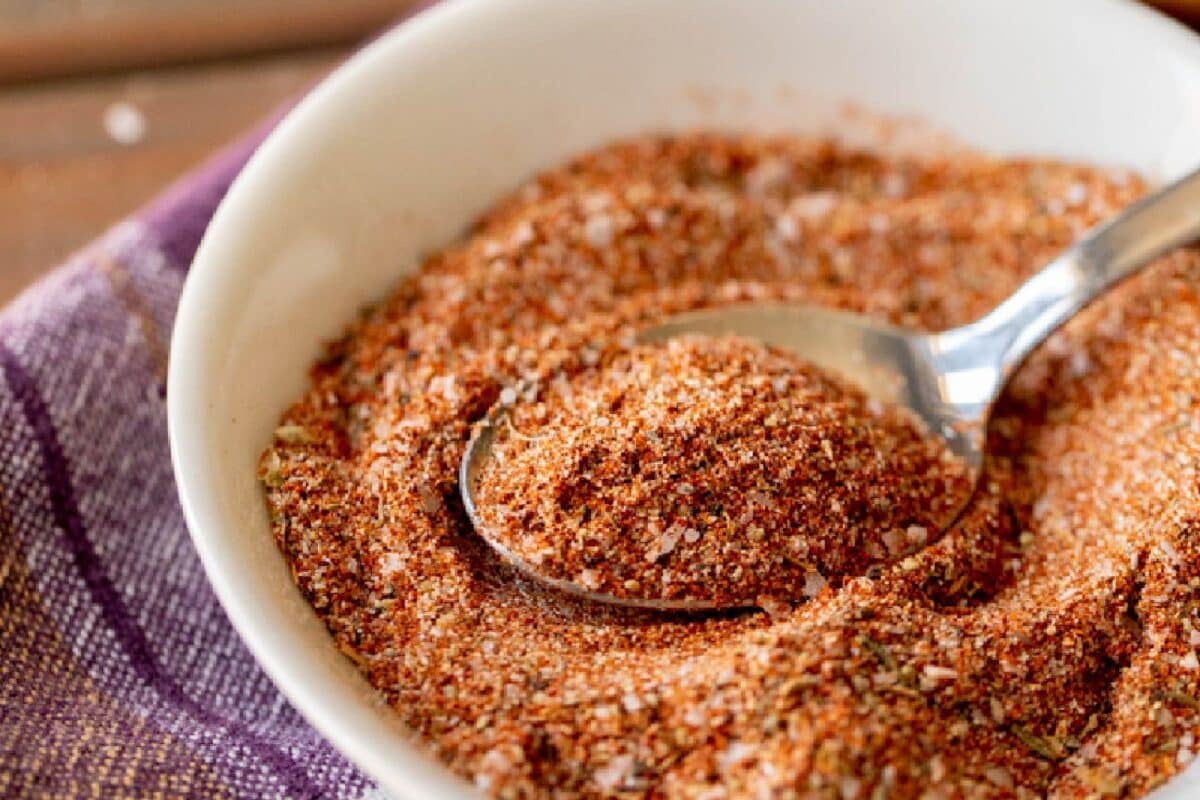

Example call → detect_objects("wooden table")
1 0 1197 306
0 0 416 304
0 50 346 302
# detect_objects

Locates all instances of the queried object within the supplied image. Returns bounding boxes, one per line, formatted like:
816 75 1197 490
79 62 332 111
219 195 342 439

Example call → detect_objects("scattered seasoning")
472 334 969 606
259 131 1200 798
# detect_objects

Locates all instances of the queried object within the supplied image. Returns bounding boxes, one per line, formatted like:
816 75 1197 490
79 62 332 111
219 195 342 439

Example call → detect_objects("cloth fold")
0 94 377 800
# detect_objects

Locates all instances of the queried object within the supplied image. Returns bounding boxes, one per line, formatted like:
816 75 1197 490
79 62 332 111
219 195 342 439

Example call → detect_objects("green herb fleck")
859 634 896 671
1011 725 1065 761
1153 688 1200 710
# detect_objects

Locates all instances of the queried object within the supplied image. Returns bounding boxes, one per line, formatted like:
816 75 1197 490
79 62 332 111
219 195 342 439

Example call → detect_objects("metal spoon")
461 165 1200 610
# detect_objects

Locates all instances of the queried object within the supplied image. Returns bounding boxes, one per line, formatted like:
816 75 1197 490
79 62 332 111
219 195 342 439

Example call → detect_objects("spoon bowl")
459 306 982 611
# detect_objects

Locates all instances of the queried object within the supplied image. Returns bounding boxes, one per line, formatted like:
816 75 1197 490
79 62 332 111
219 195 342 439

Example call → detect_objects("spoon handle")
939 165 1200 382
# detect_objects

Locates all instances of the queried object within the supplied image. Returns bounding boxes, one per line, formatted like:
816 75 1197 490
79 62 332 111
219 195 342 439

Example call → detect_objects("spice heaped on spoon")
462 162 1200 610
467 335 971 610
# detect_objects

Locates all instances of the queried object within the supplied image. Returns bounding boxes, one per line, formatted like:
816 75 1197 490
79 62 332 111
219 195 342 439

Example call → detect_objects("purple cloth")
0 67 396 800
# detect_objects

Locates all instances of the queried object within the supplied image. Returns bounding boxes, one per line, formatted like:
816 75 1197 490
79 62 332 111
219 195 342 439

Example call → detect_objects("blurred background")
0 0 1195 305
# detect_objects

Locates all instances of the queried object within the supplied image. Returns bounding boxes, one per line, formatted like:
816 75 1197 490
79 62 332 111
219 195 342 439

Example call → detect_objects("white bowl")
169 0 1200 796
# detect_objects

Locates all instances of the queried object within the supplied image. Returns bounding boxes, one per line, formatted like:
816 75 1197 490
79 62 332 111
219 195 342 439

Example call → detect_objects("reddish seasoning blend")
261 133 1200 798
473 334 970 608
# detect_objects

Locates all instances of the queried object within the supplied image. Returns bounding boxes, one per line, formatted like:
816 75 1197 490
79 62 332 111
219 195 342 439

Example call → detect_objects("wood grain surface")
0 0 411 84
0 0 423 304
0 50 344 303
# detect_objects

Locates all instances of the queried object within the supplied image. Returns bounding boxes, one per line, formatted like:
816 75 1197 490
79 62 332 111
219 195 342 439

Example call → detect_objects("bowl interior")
169 0 1200 796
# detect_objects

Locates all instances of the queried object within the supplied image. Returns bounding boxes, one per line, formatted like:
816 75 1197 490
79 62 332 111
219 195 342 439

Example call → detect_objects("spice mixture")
472 334 970 608
260 133 1200 798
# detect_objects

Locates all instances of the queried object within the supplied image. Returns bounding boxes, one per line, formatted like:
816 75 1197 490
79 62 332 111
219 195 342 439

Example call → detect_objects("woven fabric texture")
0 77 389 800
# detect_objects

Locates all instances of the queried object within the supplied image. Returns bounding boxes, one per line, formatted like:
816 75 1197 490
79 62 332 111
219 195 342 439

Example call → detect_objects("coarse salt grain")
720 741 756 769
803 571 826 598
922 664 957 681
774 215 800 242
788 192 839 222
1064 182 1089 207
881 173 908 197
510 221 535 249
984 766 1014 789
745 158 790 197
584 214 615 248
593 754 633 791
428 375 458 402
